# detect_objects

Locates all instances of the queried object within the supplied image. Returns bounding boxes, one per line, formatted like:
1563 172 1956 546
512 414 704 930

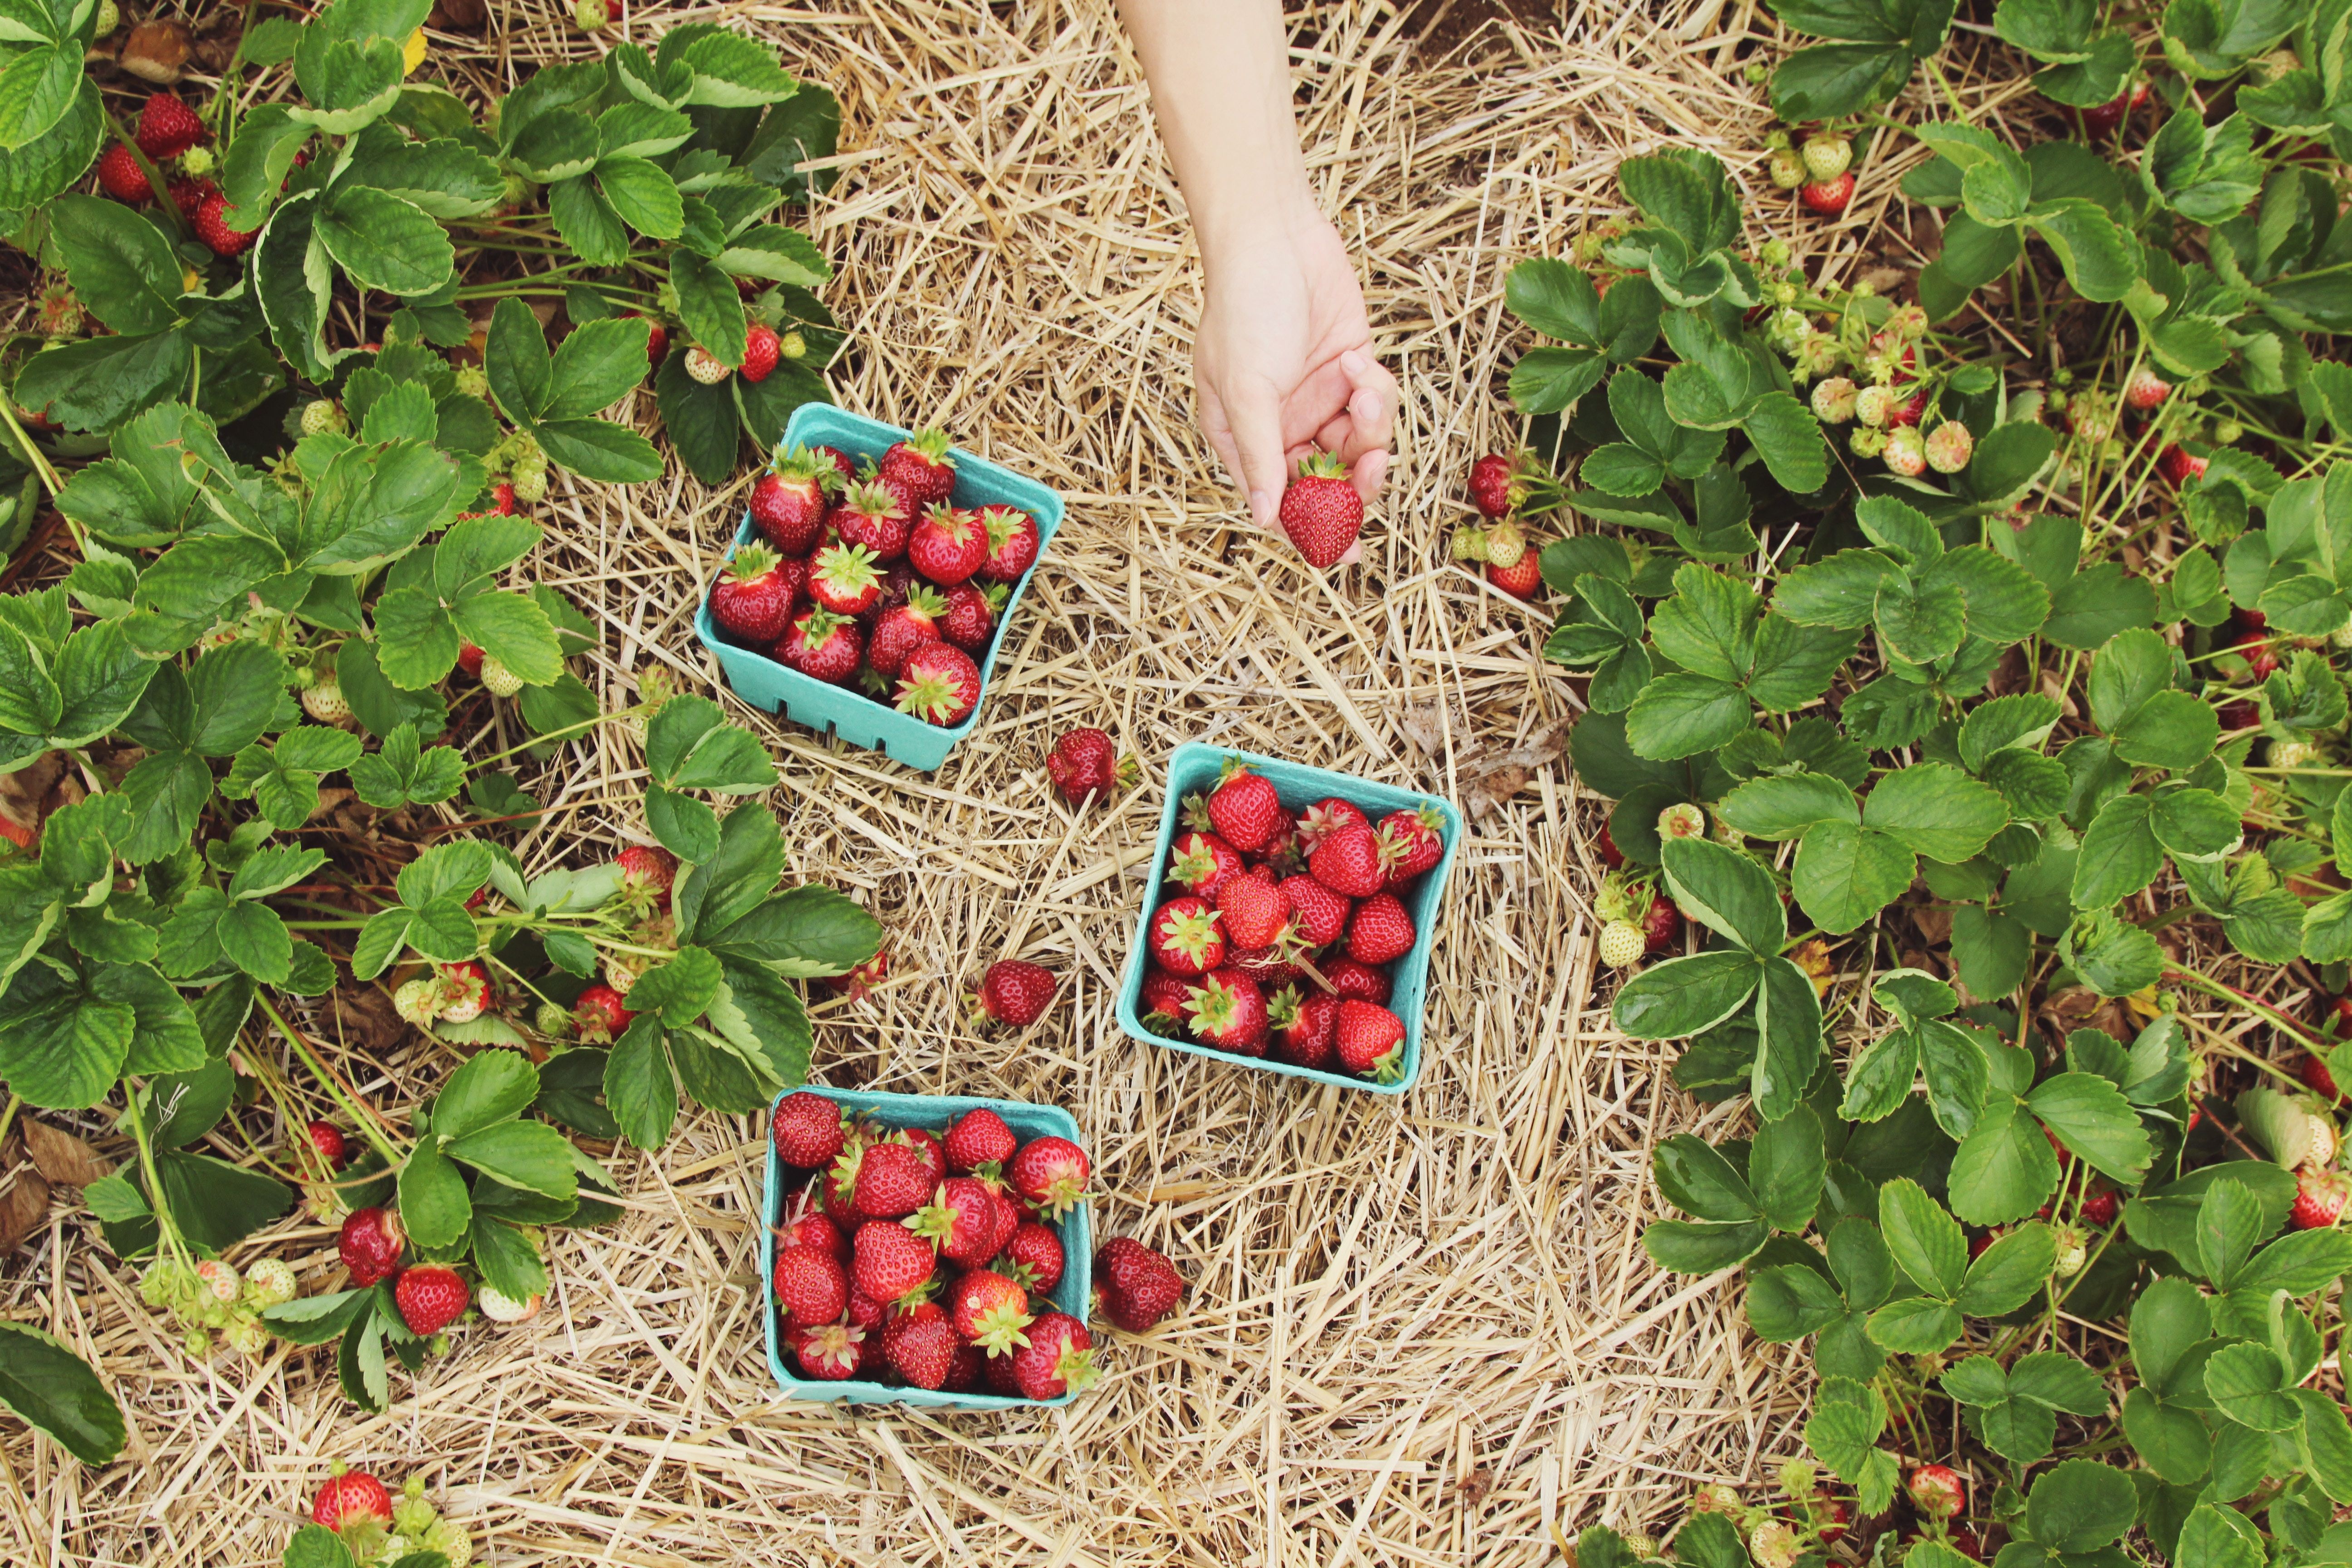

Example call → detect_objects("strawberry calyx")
1295 449 1348 482
727 544 781 584
771 442 843 491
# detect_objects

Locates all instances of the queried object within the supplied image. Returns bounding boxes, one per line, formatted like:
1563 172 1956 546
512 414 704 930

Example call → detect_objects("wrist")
1198 184 1323 277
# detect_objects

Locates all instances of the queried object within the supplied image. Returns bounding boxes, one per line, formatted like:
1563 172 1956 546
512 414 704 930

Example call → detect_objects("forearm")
1117 0 1314 265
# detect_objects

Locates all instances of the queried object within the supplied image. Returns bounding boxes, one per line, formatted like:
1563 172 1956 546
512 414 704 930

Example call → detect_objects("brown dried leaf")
1911 905 1953 946
428 0 487 29
0 1163 49 1255
333 985 407 1056
0 750 63 842
118 18 195 82
23 1116 111 1186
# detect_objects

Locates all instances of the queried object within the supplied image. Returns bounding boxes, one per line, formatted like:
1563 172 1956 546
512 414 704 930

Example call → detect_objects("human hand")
1193 204 1395 563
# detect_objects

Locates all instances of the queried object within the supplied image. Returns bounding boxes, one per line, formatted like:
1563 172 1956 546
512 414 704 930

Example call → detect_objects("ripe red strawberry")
643 318 668 371
946 1268 1035 1354
1010 1311 1097 1399
750 447 839 554
793 1320 867 1379
896 641 982 726
2307 1052 2345 1100
338 1207 405 1287
969 958 1058 1029
137 93 205 160
2081 1189 2119 1227
1278 450 1364 567
2082 80 2150 137
808 542 883 615
1490 553 1544 600
1468 452 1523 519
1095 1237 1184 1332
1138 965 1198 1033
2294 1167 2348 1229
975 504 1041 583
1000 1221 1063 1293
1334 1000 1407 1080
1319 956 1391 1004
1215 872 1291 951
778 1205 848 1259
194 191 258 257
908 504 988 585
833 480 911 561
1047 727 1135 804
854 1142 935 1219
2125 368 2169 410
96 142 151 203
1007 1136 1089 1218
1376 806 1446 885
2160 444 2207 485
1201 761 1283 852
910 1176 1001 1266
772 1244 850 1324
457 641 486 677
1800 172 1854 216
305 1120 347 1169
1296 798 1371 854
313 1469 394 1531
1907 1465 1965 1520
1310 823 1387 898
1346 892 1416 965
780 608 863 685
769 1091 847 1168
1597 822 1624 868
573 982 634 1042
944 1107 1018 1174
939 582 998 651
710 546 794 643
943 1342 987 1391
740 324 781 383
881 1300 959 1388
878 427 957 507
894 1127 947 1183
168 176 215 223
393 1264 469 1334
1642 894 1682 954
1187 968 1269 1056
1147 895 1226 977
2218 699 2258 730
844 1286 887 1330
866 587 947 680
1268 986 1339 1069
853 1215 937 1303
1277 875 1348 948
614 844 673 901
1168 829 1245 899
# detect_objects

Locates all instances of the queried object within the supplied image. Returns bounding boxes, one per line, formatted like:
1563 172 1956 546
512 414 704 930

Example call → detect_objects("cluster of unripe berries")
139 1254 300 1358
1765 127 1856 217
1454 452 1547 600
681 323 805 386
1799 310 1976 477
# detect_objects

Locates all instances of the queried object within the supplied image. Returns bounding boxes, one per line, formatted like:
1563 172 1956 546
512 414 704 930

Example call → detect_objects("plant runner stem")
254 990 409 1166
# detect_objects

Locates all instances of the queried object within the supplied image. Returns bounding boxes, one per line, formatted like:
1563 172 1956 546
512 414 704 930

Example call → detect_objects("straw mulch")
2 1 1845 1562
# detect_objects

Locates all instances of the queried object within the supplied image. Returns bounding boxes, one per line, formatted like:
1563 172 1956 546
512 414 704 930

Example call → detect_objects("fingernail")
1249 490 1272 525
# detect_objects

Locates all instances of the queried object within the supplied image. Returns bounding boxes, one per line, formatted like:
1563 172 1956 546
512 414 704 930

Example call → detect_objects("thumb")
1225 380 1293 532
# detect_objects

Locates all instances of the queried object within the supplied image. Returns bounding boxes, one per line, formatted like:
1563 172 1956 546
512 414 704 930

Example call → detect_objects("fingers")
1223 377 1294 533
1196 379 1249 514
1308 350 1396 504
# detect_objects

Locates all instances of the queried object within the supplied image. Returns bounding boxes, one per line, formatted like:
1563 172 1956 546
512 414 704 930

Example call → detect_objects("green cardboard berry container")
1114 742 1461 1094
696 406 1063 772
760 1086 1093 1409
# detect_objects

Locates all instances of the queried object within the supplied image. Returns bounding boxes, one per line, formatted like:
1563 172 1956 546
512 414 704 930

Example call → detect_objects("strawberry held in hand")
1277 450 1364 567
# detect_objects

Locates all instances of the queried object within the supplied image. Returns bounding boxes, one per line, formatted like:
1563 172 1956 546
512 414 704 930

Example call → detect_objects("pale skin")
1116 0 1396 560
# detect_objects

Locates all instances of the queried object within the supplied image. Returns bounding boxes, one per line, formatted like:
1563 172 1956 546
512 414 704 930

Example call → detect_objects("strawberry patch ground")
4 1 1836 1563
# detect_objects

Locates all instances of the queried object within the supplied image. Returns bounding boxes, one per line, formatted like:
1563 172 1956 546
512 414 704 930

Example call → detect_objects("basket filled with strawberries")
761 1087 1104 1408
695 406 1064 772
1117 743 1461 1094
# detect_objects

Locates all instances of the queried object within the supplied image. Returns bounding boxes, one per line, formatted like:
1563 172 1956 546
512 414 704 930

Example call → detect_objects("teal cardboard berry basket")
1115 742 1461 1095
696 406 1064 772
760 1085 1093 1410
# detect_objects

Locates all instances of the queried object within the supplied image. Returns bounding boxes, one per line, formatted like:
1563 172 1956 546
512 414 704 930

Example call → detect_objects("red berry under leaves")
136 93 206 160
96 142 151 203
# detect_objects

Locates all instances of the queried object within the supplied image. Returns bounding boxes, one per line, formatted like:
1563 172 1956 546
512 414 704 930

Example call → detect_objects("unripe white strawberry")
1883 426 1927 477
2332 622 2352 652
1794 332 1840 377
1484 518 1529 569
438 963 490 1024
1452 527 1491 563
479 656 525 697
780 330 807 360
1854 384 1896 428
94 0 118 33
300 678 351 724
394 978 442 1028
2307 1114 2339 1170
510 461 549 505
1657 802 1706 841
534 1001 574 1037
477 1285 543 1323
2125 368 2170 410
1925 421 1974 474
1768 148 1806 190
2272 740 2322 770
684 346 730 383
2051 1224 2087 1277
193 1259 240 1303
1599 921 1646 969
1848 426 1887 458
1750 1520 1800 1568
299 398 343 437
1801 134 1852 181
572 0 611 28
241 1257 298 1308
1811 377 1859 424
224 1316 269 1355
604 950 647 996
